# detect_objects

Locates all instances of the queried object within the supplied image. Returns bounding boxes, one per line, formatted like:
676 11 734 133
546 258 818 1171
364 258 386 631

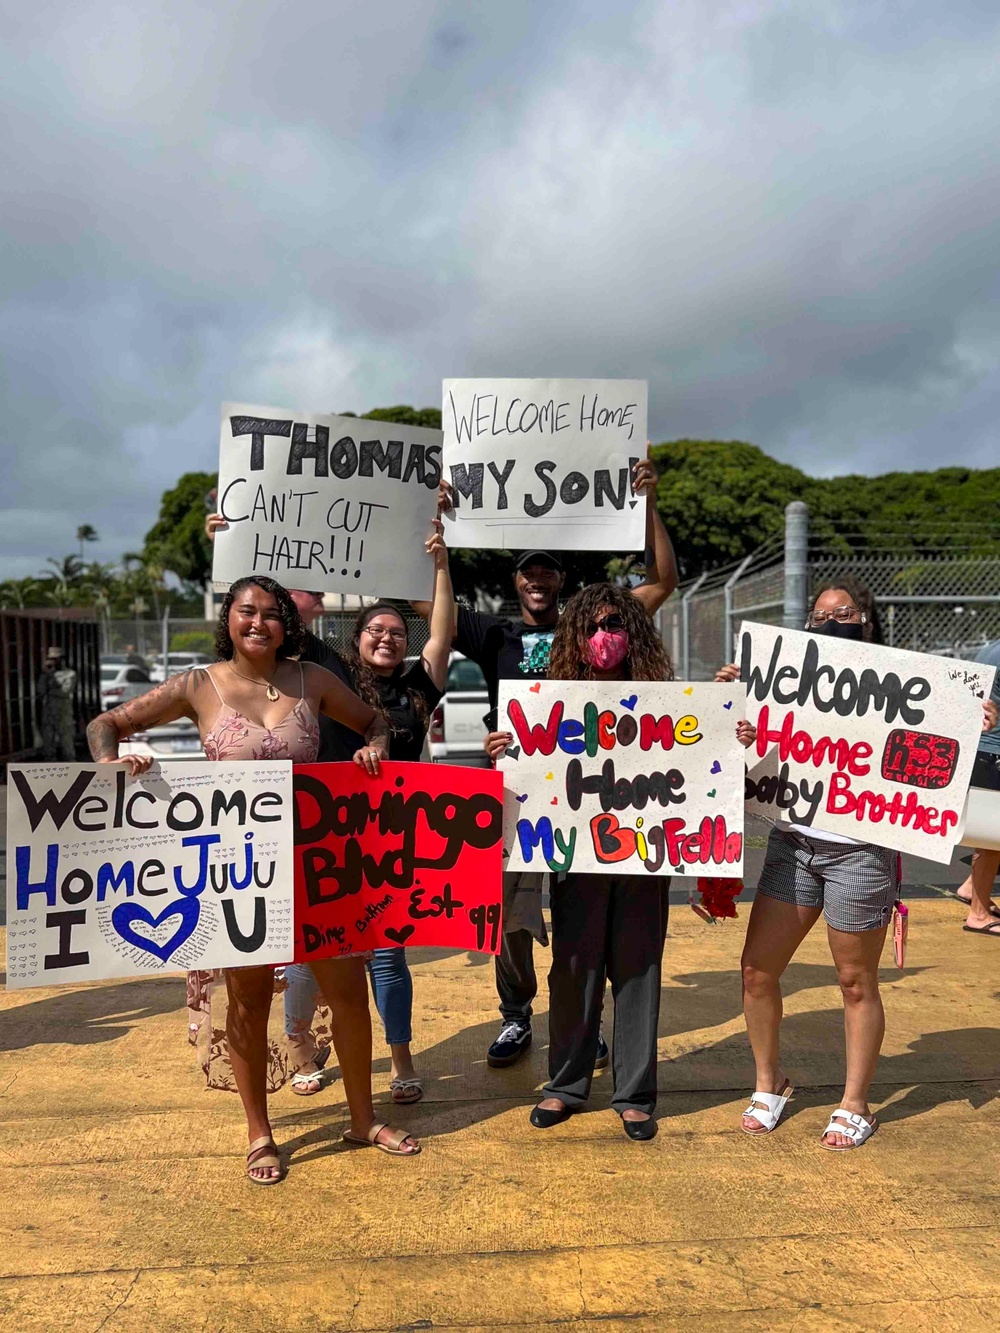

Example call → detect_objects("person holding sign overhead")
86 574 423 1182
719 577 998 1151
337 522 454 1103
485 583 674 1141
420 454 677 1071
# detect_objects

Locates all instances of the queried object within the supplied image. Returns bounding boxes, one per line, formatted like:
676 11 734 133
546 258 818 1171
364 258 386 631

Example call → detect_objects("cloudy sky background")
3 0 1000 579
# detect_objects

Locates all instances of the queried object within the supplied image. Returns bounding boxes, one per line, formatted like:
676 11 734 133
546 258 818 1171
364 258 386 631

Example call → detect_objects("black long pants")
495 928 537 1023
544 873 669 1115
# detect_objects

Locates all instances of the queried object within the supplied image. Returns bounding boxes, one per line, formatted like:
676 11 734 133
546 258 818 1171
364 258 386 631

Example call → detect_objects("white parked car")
100 662 154 711
119 718 206 761
429 653 491 768
150 651 212 683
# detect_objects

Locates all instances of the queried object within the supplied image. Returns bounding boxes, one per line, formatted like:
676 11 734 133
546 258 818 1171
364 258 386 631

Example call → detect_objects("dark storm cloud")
2 1 999 578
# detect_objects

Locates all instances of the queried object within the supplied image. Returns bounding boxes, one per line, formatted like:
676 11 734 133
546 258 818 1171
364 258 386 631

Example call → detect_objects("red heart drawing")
550 797 558 805
529 682 542 693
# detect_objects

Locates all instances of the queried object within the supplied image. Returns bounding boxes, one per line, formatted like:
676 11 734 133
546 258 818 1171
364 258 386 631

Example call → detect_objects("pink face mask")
585 629 629 671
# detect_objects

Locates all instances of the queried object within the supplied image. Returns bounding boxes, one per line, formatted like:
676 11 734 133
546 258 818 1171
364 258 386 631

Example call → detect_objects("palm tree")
76 524 99 559
0 577 42 609
39 554 86 607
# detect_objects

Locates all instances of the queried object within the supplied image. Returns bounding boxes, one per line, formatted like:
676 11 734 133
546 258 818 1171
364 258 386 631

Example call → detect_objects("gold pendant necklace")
227 661 281 701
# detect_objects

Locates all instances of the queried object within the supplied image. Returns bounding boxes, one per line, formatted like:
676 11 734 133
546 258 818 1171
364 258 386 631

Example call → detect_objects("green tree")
76 523 99 558
142 471 217 585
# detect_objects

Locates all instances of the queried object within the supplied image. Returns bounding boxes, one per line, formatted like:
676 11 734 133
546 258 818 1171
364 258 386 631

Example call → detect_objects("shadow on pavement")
0 975 183 1052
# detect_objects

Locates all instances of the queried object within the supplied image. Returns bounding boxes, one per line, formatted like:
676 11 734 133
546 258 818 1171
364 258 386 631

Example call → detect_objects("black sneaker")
487 1021 532 1068
595 1030 610 1070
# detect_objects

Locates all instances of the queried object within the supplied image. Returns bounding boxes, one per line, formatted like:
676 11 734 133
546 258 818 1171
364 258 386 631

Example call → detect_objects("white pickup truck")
429 653 492 768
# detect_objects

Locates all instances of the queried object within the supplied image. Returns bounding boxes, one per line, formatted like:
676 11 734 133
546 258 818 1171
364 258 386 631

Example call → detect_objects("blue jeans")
367 948 413 1046
282 963 319 1041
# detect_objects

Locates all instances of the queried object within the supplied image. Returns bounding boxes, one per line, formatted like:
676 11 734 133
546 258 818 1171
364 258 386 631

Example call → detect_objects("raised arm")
631 451 678 616
87 672 199 776
420 521 454 692
409 481 458 634
312 665 391 775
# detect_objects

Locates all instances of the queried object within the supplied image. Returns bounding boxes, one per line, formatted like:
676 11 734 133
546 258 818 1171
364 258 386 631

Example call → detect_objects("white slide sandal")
741 1081 794 1134
819 1109 878 1151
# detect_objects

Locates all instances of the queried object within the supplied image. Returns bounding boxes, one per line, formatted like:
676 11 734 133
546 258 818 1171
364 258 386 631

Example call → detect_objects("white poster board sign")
441 379 647 550
6 761 294 989
498 681 746 876
739 622 995 862
212 402 441 600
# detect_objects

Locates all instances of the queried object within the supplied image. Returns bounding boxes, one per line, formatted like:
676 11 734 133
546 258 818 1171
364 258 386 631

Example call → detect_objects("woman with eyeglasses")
337 522 455 1105
485 583 673 1141
717 576 997 1150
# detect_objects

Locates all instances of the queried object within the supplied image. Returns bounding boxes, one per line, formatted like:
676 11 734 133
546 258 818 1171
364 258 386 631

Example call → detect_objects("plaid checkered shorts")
757 827 899 934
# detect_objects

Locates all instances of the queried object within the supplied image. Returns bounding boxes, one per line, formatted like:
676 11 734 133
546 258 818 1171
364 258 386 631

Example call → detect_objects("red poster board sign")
292 761 504 960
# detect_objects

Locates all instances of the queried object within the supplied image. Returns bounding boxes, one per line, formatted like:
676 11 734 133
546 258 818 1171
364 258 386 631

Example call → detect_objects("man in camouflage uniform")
38 645 77 760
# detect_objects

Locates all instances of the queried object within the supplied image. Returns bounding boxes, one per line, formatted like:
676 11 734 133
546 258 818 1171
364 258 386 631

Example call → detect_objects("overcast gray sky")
3 1 999 580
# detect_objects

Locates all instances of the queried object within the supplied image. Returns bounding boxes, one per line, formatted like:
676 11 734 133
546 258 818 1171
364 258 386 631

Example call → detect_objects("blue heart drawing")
620 695 638 711
112 898 201 963
516 793 529 803
724 701 733 710
711 760 722 774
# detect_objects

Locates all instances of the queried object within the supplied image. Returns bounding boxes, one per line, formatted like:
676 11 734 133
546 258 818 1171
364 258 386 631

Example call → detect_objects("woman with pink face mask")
485 583 674 1141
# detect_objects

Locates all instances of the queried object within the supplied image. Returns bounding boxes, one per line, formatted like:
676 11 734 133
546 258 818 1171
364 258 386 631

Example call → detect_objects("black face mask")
809 620 864 641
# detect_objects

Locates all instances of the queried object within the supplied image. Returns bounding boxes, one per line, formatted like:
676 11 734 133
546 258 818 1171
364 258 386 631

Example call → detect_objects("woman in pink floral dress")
87 574 421 1183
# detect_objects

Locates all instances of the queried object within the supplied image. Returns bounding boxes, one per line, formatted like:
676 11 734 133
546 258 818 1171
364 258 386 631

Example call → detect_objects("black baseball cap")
514 550 563 573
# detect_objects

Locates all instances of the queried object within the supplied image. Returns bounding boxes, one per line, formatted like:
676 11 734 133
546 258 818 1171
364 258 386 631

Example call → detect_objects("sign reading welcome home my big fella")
740 622 996 861
441 378 647 551
498 681 746 877
6 761 294 989
212 402 441 600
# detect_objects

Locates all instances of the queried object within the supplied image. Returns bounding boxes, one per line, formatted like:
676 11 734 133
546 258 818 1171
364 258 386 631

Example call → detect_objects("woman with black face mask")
717 578 994 1151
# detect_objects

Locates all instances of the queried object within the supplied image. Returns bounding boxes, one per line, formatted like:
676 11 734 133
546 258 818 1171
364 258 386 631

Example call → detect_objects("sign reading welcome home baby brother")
212 402 441 600
441 379 647 551
6 761 294 989
739 622 995 862
497 681 746 877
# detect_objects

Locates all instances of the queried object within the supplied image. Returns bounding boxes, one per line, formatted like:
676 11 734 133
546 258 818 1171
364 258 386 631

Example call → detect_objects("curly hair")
342 601 429 732
811 575 883 645
214 576 306 661
548 582 674 682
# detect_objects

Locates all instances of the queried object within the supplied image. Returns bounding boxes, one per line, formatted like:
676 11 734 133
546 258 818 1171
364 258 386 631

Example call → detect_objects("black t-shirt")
299 629 365 763
455 606 556 712
374 660 443 762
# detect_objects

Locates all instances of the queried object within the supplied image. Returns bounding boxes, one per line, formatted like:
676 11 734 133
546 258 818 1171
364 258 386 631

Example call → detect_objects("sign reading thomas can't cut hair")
739 621 996 861
441 378 647 551
212 401 441 600
497 681 746 877
5 761 294 989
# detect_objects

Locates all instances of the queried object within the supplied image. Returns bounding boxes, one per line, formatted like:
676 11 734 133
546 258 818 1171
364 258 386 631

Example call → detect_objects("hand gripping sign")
441 378 647 551
292 761 505 958
497 681 746 877
739 621 996 861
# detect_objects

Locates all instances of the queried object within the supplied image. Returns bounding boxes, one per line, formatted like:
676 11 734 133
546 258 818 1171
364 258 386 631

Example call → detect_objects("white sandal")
820 1109 878 1151
390 1076 424 1105
741 1080 794 1134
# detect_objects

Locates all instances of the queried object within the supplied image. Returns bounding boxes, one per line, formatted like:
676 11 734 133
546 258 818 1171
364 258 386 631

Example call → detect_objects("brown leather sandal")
246 1136 285 1184
342 1120 421 1156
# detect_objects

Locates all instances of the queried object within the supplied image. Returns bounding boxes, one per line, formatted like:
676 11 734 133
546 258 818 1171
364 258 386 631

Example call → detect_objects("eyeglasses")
586 613 625 636
805 605 866 627
364 625 407 643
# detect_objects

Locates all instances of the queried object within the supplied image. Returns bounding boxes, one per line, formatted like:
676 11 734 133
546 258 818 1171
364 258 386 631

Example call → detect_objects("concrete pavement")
2 875 1000 1331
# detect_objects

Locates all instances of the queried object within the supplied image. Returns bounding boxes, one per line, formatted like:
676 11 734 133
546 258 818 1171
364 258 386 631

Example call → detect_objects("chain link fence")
660 519 1000 679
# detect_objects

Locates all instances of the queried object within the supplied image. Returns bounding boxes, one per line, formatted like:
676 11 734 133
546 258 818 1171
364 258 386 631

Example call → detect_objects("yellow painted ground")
2 899 999 1331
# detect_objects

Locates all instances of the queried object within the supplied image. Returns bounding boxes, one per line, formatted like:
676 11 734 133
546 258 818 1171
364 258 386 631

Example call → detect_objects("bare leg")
225 966 280 1181
740 894 822 1130
310 957 419 1154
823 923 889 1147
963 849 1000 934
390 1043 416 1081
